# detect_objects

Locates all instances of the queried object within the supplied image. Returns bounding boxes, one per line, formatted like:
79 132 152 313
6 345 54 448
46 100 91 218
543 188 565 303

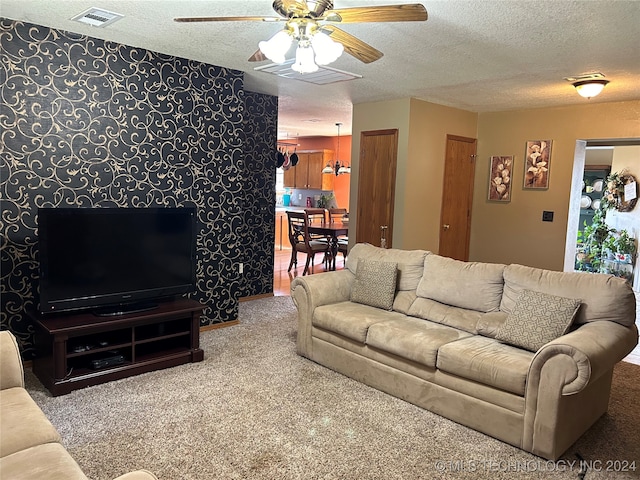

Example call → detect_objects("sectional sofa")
291 243 638 460
0 330 157 480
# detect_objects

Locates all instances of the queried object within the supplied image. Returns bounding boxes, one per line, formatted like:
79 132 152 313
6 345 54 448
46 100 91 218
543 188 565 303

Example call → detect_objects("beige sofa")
0 331 158 480
291 243 638 460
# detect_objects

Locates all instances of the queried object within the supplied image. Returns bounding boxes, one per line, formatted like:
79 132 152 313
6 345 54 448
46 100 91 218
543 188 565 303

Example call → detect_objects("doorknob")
443 224 450 230
380 225 388 249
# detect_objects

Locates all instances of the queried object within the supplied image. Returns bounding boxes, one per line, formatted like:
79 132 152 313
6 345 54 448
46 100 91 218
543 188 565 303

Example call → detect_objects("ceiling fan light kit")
258 29 293 64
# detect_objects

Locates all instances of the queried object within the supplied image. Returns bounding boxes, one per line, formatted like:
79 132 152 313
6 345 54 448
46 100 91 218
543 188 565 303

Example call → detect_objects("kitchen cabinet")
283 150 334 190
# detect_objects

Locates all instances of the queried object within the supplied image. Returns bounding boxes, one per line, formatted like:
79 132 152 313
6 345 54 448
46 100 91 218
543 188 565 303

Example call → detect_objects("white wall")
605 145 640 291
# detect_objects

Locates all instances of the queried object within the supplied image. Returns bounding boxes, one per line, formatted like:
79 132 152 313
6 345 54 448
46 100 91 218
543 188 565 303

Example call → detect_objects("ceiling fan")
174 1 428 73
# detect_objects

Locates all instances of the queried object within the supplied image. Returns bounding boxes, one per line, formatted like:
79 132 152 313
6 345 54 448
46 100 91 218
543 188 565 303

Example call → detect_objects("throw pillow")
495 289 581 352
350 259 398 311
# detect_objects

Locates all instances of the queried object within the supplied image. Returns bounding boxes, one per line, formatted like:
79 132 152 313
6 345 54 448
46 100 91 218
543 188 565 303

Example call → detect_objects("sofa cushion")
417 255 506 312
476 311 508 338
351 259 397 310
501 264 635 327
495 289 580 352
346 243 429 291
366 316 472 367
0 442 88 480
0 387 62 458
437 336 534 396
407 297 483 334
313 302 406 343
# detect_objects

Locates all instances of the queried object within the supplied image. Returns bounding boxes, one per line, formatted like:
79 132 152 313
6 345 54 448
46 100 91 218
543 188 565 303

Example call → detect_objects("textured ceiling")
2 0 639 137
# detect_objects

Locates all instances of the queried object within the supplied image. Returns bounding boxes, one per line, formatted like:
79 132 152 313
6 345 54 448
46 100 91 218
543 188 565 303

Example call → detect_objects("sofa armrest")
291 270 354 357
522 321 637 459
528 321 638 396
113 470 159 480
0 331 24 390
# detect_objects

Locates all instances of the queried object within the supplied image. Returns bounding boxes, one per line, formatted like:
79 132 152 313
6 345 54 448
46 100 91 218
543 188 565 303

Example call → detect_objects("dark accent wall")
242 92 277 296
0 20 277 358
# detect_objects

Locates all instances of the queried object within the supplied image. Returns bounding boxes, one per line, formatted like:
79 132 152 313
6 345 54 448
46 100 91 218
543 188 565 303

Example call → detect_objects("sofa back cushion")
407 297 484 334
346 243 429 292
501 264 636 327
416 254 506 313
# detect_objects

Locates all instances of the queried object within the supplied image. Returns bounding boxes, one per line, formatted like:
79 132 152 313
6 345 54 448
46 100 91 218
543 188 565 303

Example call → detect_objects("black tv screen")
38 207 197 315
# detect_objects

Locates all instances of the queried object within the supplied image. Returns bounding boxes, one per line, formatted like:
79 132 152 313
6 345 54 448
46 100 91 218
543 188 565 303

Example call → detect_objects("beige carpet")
26 296 640 480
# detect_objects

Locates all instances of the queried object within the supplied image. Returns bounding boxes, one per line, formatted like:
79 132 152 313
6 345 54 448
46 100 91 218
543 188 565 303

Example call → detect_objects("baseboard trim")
200 320 239 332
239 293 274 302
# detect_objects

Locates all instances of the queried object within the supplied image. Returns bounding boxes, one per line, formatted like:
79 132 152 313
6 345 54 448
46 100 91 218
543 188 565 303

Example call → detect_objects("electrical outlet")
239 263 244 274
542 211 554 222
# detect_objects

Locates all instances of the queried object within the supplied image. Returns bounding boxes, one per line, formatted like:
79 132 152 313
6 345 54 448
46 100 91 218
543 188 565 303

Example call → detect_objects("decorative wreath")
601 170 638 212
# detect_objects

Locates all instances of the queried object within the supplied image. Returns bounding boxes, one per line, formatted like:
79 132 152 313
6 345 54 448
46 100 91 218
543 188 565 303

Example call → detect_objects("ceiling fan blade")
321 25 383 64
174 16 283 23
322 4 427 23
248 49 268 62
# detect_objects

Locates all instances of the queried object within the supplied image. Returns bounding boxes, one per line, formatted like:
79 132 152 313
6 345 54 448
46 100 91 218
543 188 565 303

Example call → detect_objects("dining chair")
304 208 328 236
286 211 329 275
328 208 349 265
328 208 347 223
304 208 333 266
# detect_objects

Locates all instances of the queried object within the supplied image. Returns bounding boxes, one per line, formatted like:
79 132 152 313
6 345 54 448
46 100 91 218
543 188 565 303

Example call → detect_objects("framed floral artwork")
488 155 513 202
523 140 552 189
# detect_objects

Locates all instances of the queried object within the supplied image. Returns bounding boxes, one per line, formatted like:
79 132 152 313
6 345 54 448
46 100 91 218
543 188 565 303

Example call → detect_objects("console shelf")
31 298 205 396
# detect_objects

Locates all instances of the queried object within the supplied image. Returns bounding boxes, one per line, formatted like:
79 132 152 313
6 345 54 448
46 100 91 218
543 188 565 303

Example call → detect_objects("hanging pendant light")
321 122 350 176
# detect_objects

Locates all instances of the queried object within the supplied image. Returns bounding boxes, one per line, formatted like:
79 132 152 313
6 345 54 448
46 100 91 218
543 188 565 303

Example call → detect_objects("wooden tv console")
31 298 205 396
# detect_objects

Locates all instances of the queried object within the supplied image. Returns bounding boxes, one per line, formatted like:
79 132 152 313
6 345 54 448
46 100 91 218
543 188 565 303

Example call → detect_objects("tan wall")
404 99 478 251
350 98 411 247
350 98 477 250
471 100 640 271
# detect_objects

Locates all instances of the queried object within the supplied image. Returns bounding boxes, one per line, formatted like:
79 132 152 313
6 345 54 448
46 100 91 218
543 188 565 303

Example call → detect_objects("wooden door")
356 129 398 248
438 135 477 261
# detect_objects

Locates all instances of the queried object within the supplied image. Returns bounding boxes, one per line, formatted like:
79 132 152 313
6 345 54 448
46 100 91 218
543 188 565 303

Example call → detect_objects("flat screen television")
38 207 197 316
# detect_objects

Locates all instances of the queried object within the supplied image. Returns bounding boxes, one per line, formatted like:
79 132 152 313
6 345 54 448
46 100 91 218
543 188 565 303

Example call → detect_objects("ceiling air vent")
71 8 124 28
254 59 362 85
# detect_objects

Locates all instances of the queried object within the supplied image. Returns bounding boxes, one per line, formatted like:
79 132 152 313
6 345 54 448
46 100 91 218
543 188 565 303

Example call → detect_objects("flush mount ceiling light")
573 79 610 99
565 73 610 99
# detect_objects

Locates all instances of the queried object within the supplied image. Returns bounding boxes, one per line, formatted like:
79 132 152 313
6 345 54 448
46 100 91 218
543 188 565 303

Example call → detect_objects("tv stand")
93 301 159 317
31 298 205 396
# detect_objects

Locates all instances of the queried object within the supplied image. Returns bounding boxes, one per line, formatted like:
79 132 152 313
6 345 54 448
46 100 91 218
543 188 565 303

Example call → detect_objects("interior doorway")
565 139 640 292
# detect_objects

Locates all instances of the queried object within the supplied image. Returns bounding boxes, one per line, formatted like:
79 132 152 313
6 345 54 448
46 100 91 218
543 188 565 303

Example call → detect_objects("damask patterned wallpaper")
0 20 277 358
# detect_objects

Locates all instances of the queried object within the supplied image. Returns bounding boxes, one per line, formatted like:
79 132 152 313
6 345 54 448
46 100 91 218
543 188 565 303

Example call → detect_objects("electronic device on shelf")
37 207 197 317
89 351 125 370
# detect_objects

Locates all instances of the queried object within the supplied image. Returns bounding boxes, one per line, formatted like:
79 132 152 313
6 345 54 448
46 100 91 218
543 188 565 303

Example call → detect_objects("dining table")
307 221 349 271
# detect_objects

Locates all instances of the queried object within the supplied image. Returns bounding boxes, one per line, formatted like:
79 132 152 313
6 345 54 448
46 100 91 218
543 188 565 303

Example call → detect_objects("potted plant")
614 229 637 263
576 209 613 273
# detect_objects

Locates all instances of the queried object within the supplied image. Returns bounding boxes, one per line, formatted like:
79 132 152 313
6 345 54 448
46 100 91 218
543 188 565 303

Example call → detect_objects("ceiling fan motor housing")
273 0 334 18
